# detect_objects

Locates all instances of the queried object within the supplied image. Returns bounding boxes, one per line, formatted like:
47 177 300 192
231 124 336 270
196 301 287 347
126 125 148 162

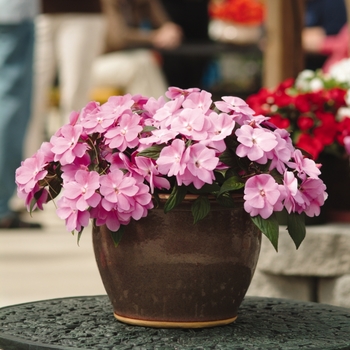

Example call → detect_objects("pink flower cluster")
15 87 327 235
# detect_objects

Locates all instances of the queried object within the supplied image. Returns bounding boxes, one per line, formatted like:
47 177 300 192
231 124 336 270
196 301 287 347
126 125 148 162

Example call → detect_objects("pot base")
114 313 238 328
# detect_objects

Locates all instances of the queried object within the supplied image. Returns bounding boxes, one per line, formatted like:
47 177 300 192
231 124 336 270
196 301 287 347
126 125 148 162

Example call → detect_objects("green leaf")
110 226 125 247
44 175 63 201
218 149 237 167
152 191 161 208
251 214 279 251
214 168 227 179
191 196 211 224
218 176 245 196
224 167 240 178
142 125 157 133
76 228 84 246
216 193 236 207
286 212 306 249
164 185 187 213
137 145 165 159
224 136 238 152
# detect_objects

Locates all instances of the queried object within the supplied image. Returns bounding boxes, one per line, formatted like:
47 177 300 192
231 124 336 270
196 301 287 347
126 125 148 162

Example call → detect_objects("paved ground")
0 204 106 308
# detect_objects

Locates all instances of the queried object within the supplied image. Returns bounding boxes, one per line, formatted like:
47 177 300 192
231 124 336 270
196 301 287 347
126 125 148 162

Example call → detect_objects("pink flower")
107 152 133 174
50 124 87 165
244 174 284 219
56 197 90 232
236 125 278 163
15 151 48 193
289 149 321 179
165 87 200 99
153 97 183 127
38 141 55 163
215 96 255 124
171 108 209 141
81 109 116 134
17 184 48 211
143 96 166 117
68 110 80 125
13 87 329 245
101 94 134 117
282 171 304 214
105 111 142 151
215 96 253 113
90 204 120 231
268 129 293 174
82 95 135 134
129 182 154 220
204 112 236 152
60 154 91 183
299 178 328 217
90 203 132 231
99 170 139 212
178 143 219 189
91 181 153 231
156 139 189 177
134 156 170 193
208 112 236 141
182 90 213 113
79 101 100 122
139 128 179 145
63 170 101 211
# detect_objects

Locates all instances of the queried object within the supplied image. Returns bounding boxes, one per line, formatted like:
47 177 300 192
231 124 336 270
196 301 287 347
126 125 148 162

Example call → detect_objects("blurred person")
25 0 106 157
303 0 349 71
92 0 183 98
160 0 211 89
0 0 41 228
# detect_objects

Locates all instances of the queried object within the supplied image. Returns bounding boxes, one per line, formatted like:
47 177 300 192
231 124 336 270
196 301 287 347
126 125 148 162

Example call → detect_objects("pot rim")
158 192 244 203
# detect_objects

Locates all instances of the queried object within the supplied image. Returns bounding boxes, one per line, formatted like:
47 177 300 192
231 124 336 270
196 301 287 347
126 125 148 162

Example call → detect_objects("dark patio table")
0 295 350 350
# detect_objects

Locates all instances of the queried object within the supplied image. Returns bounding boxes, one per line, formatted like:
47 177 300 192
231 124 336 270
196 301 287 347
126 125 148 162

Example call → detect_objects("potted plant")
247 62 350 221
15 87 326 328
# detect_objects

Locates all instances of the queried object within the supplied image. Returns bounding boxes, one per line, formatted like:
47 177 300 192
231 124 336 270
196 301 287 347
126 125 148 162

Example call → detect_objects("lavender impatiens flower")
15 87 328 250
63 170 101 211
51 124 87 165
243 174 284 219
235 125 278 163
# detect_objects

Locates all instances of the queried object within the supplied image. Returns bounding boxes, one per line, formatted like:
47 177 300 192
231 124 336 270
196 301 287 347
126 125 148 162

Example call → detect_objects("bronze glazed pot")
92 195 261 328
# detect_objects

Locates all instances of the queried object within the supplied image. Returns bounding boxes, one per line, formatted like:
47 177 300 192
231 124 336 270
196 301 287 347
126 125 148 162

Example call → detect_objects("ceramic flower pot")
92 195 261 328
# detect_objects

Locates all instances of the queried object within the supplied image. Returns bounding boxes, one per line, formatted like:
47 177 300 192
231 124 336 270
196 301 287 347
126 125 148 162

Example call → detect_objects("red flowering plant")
15 87 327 250
209 0 265 26
246 69 350 161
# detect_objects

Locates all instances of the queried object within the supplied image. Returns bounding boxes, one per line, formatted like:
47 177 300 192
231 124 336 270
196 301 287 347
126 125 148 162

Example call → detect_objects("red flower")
337 117 350 145
313 111 338 146
247 73 349 161
294 94 312 113
325 88 347 111
314 126 337 146
269 114 290 129
297 115 314 131
273 90 294 108
246 88 273 115
296 133 323 160
277 78 294 91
